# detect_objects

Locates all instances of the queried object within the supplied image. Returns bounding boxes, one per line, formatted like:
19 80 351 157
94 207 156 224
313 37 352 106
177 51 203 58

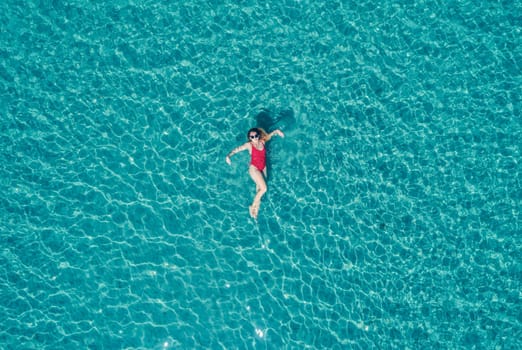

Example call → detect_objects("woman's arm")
267 129 285 140
226 143 250 165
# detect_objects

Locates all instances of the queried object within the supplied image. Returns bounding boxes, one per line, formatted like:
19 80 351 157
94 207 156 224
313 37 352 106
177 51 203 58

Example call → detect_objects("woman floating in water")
226 127 285 219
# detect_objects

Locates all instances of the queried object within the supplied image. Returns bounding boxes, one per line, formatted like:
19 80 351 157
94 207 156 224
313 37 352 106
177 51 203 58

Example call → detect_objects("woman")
226 127 285 219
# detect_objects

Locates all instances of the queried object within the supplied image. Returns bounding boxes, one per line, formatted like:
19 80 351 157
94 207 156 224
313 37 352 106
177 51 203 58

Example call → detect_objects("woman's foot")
249 203 260 219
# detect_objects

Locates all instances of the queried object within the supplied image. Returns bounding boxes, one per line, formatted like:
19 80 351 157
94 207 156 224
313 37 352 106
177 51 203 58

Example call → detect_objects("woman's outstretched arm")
226 142 250 165
267 129 285 140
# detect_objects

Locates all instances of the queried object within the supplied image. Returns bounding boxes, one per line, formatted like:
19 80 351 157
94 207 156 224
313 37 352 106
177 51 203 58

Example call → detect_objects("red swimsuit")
250 142 266 171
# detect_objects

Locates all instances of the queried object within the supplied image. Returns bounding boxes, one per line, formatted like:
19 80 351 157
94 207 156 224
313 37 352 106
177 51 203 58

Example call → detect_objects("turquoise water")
1 0 520 348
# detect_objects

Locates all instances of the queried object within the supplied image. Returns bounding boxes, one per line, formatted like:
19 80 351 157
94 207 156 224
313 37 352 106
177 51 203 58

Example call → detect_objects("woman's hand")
276 129 285 138
226 156 232 165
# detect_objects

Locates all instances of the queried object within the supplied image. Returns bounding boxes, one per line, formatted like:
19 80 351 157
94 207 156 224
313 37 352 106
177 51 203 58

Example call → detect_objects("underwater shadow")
253 107 296 182
255 108 296 132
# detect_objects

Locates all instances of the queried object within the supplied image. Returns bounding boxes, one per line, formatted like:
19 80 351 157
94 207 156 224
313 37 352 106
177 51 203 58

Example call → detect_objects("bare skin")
226 129 284 219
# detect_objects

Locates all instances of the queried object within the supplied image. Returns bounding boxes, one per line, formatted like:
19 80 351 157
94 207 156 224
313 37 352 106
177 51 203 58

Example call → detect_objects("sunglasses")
249 134 259 139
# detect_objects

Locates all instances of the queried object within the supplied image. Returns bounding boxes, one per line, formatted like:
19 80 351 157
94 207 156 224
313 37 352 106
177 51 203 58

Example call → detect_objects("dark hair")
247 127 269 141
247 128 260 139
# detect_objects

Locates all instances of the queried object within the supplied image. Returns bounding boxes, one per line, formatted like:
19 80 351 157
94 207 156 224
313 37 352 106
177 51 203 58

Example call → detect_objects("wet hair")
247 127 269 141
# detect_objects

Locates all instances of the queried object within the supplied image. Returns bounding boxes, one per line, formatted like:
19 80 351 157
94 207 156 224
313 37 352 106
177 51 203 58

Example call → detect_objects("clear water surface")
1 0 520 349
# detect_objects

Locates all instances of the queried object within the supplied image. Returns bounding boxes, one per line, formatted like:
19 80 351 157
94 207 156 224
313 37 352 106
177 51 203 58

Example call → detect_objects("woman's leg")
248 165 267 219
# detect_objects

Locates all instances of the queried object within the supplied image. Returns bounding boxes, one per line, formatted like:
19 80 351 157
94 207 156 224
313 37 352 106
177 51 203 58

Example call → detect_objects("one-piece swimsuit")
250 142 266 171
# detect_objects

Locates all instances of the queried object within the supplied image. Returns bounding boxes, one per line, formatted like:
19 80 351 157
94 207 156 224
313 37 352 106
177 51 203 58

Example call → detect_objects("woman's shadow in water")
255 108 296 133
254 107 296 178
